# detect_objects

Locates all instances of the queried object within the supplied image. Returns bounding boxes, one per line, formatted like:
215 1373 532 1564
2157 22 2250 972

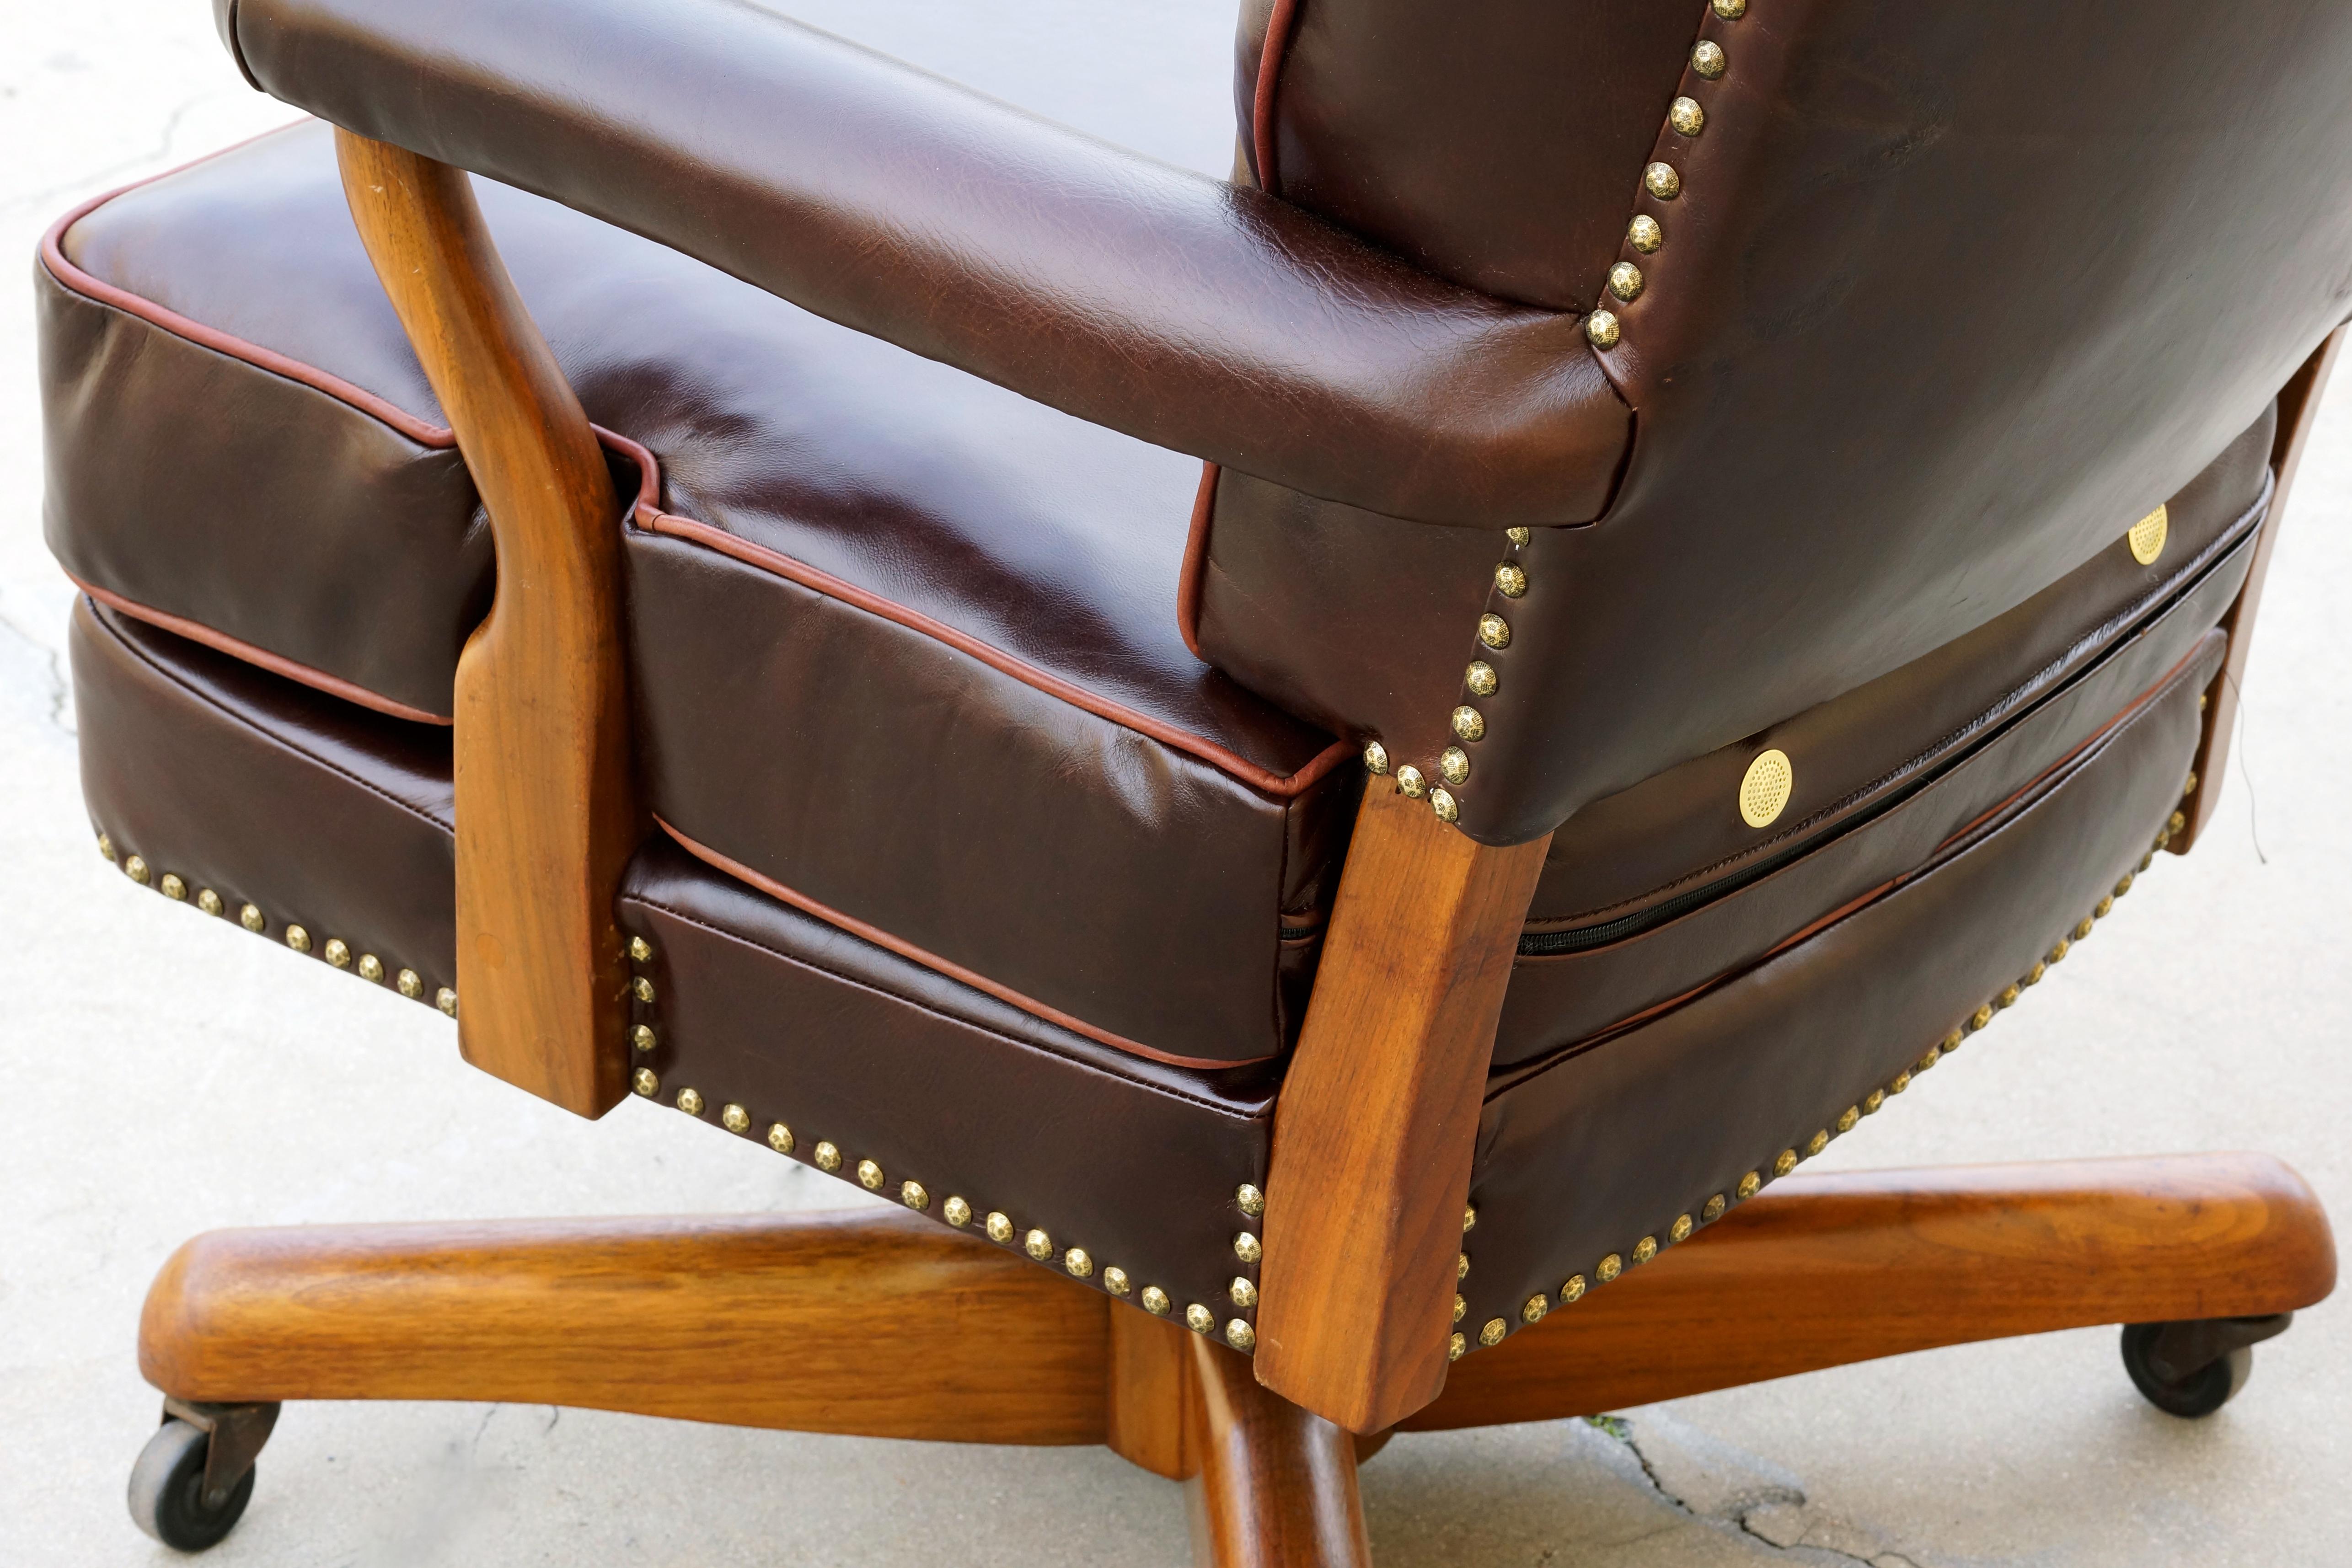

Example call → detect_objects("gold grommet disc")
1739 749 1795 828
2127 504 2169 565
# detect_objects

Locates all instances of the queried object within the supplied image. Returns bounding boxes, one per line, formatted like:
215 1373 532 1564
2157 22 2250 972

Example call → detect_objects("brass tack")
1522 1293 1549 1323
1454 1293 1467 1323
1478 613 1512 649
1670 1213 1694 1244
722 1103 750 1134
1561 1274 1587 1303
1226 1319 1257 1353
1628 214 1663 253
2113 872 2132 898
2138 851 2154 872
1806 1129 1829 1156
1479 1318 1508 1347
160 873 187 901
436 987 458 1017
1506 527 1531 547
1396 765 1428 800
1463 1204 1479 1234
1186 1303 1216 1334
1644 161 1682 200
1773 1148 1798 1177
1972 1005 1994 1030
1466 661 1498 697
196 888 223 916
1737 1170 1763 1199
904 1181 930 1211
1362 740 1390 775
2048 939 2070 965
2023 961 2046 986
1691 40 1727 78
97 832 117 862
1632 1235 1658 1265
1702 1194 1727 1223
2199 692 2209 711
323 938 351 969
1917 1047 1940 1073
631 1023 657 1052
1430 787 1461 824
814 1141 843 1172
857 1159 885 1191
1999 984 2021 1007
675 1086 704 1116
943 1194 970 1225
1237 1183 1266 1217
1448 1332 1468 1362
396 969 423 1000
1495 562 1528 598
1836 1105 1859 1134
633 976 656 1004
1863 1089 1885 1113
2076 917 2096 940
1586 310 1621 348
357 954 384 983
1944 1028 1964 1053
1713 0 1746 16
1889 1070 1913 1095
1440 746 1471 786
2183 771 2199 797
285 924 312 954
1104 1267 1131 1297
769 1123 796 1155
1232 1276 1259 1309
1458 1252 1471 1280
1233 1231 1263 1265
632 1067 659 1097
1608 261 1645 302
1064 1247 1092 1278
1597 1253 1623 1283
124 855 150 885
985 1210 1013 1243
240 903 266 933
1668 96 1705 137
1452 706 1487 743
1024 1228 1055 1262
2169 810 2187 836
629 935 654 963
1142 1286 1172 1315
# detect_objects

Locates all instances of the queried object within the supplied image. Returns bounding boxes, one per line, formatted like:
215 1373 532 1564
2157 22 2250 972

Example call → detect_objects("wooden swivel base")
134 1153 2333 1565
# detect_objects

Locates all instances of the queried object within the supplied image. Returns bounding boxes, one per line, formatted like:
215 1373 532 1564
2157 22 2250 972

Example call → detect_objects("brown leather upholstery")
210 0 1629 530
1204 0 2352 843
39 0 2343 1365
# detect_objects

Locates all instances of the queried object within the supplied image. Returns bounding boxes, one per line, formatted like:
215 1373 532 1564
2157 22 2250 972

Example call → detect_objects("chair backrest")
1198 0 2352 844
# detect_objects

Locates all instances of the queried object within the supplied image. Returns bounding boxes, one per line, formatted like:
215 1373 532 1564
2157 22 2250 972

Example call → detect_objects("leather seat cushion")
43 122 1350 1065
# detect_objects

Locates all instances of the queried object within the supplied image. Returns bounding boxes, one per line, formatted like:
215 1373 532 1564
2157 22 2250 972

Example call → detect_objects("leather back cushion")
1208 0 2352 843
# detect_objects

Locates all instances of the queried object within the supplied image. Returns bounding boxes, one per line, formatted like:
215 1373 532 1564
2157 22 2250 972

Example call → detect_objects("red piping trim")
635 507 1352 800
1251 0 1304 195
657 817 1272 1071
1177 462 1218 660
72 575 455 726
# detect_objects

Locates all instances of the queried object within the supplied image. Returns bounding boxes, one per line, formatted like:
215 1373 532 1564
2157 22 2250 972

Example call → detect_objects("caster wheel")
2121 1319 2278 1418
128 1418 255 1552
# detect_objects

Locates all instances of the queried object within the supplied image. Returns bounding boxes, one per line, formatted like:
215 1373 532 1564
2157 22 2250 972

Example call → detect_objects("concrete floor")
5 3 2351 1564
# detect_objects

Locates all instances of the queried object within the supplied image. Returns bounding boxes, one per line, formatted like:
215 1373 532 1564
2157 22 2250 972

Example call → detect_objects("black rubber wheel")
2121 1322 2254 1418
128 1418 255 1552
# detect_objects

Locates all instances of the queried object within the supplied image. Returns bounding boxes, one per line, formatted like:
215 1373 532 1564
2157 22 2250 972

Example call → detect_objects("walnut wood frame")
272 137 2341 1565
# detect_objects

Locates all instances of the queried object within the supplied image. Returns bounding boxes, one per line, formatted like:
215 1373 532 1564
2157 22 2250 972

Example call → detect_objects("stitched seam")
625 893 1268 1124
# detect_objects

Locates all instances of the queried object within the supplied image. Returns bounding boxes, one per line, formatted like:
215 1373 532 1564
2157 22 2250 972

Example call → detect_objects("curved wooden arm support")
1255 782 1553 1434
337 131 640 1116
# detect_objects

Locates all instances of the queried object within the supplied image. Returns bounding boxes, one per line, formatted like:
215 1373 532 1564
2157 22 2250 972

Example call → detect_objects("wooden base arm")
139 1208 1108 1445
1409 1152 2335 1431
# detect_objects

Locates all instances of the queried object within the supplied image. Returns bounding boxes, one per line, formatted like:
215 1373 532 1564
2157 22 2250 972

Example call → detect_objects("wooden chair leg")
139 1208 1110 1444
1185 1332 1372 1568
1408 1152 2336 1430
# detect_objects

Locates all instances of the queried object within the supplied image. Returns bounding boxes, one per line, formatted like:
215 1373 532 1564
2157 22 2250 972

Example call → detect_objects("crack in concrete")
1582 1416 1926 1568
0 606 71 734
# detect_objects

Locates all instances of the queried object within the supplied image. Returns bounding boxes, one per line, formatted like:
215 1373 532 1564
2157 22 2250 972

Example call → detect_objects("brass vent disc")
2127 504 2169 565
1738 748 1795 829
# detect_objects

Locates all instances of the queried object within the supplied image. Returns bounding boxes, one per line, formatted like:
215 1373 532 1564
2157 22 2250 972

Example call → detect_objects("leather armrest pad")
218 0 1628 525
